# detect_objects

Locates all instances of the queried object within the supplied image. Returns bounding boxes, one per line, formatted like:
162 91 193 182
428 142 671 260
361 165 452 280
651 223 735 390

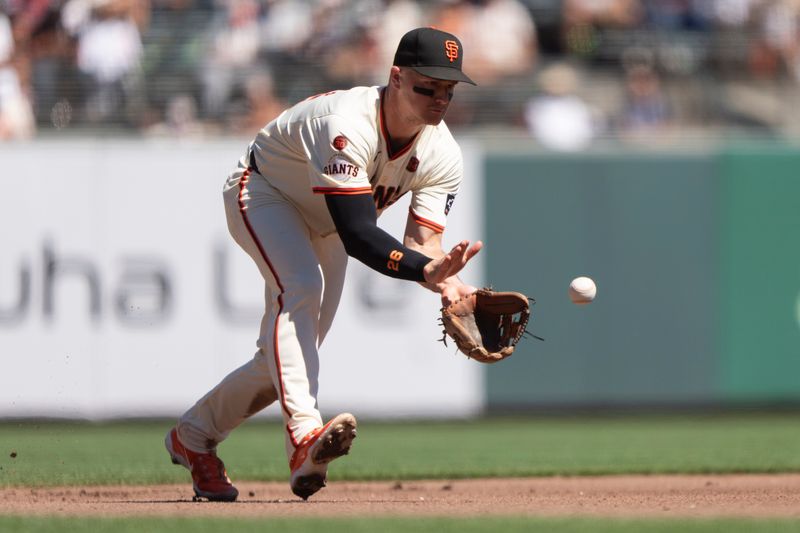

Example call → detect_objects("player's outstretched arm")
325 193 433 281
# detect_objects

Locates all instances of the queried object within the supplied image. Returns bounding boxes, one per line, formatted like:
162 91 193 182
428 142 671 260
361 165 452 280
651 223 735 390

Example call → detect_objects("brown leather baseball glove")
439 288 540 364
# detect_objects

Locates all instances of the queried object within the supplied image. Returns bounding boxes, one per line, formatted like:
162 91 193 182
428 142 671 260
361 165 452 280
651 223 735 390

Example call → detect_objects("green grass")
1 413 799 487
1 516 799 533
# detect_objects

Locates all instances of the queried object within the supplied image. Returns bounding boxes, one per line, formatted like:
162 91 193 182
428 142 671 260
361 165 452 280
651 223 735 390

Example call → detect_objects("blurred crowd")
2 0 800 146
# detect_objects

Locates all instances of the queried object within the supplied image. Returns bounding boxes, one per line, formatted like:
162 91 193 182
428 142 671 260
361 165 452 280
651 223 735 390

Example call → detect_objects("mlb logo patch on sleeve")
445 193 456 215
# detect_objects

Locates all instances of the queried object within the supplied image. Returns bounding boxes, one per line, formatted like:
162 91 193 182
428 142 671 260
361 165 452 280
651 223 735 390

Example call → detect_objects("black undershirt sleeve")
325 193 431 281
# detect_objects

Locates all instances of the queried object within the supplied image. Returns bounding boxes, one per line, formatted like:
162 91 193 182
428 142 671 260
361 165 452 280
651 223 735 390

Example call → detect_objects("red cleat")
165 427 239 502
289 413 357 500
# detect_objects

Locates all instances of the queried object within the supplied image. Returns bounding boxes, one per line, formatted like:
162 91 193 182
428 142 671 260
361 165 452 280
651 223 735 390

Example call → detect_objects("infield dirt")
1 474 799 518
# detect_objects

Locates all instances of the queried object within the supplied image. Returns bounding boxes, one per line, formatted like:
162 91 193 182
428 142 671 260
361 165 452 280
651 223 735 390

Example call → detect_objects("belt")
249 149 260 174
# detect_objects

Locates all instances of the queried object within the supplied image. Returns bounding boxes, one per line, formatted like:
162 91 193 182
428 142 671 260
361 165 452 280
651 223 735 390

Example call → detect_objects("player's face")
401 69 458 125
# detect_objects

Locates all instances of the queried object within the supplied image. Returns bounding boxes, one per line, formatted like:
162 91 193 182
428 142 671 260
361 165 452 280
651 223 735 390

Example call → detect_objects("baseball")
569 276 596 305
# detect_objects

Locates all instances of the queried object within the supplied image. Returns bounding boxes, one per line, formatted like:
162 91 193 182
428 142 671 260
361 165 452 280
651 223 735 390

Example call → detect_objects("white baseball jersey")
177 85 467 473
248 85 463 236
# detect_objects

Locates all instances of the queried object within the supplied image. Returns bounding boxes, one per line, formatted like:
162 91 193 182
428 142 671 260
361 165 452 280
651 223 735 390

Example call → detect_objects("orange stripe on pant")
237 168 299 448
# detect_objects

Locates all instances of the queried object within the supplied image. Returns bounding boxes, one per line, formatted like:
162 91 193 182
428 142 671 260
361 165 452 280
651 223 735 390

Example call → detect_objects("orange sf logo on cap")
444 40 459 62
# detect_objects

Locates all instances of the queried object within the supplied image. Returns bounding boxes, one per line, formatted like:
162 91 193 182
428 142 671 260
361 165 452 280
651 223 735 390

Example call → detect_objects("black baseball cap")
393 27 476 85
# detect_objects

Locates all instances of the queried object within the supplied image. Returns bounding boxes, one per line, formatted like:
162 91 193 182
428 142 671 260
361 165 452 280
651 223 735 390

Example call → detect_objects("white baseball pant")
177 157 348 461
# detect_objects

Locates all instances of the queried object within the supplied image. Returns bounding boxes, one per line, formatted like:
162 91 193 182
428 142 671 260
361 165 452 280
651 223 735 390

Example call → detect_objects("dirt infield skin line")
1 474 800 518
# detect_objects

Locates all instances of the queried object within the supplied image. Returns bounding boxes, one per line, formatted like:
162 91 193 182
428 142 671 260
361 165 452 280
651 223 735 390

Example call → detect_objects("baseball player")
165 27 481 502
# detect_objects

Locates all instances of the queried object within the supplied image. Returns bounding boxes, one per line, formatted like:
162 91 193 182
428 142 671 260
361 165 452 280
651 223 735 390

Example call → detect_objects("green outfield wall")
484 146 800 408
718 149 800 402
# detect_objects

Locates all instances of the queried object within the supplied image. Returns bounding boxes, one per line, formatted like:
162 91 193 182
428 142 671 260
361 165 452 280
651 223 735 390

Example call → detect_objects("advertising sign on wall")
0 140 484 418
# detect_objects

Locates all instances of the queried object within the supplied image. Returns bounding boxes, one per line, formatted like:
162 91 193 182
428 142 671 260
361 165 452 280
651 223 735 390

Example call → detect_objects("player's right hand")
422 240 482 286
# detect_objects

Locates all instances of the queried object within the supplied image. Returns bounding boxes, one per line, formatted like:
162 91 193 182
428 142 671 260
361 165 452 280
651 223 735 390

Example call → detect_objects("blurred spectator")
709 0 754 28
63 0 149 125
372 0 422 73
256 0 317 102
5 0 73 126
139 0 209 127
4 0 51 85
465 0 538 84
643 0 713 31
298 0 385 89
144 92 211 137
524 62 595 151
563 0 643 28
562 0 643 56
0 0 795 139
260 0 313 56
618 64 672 134
426 0 475 126
323 25 383 87
199 0 262 119
430 0 537 125
0 9 36 139
749 0 800 81
430 0 473 49
0 10 11 59
224 70 285 134
302 0 371 57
